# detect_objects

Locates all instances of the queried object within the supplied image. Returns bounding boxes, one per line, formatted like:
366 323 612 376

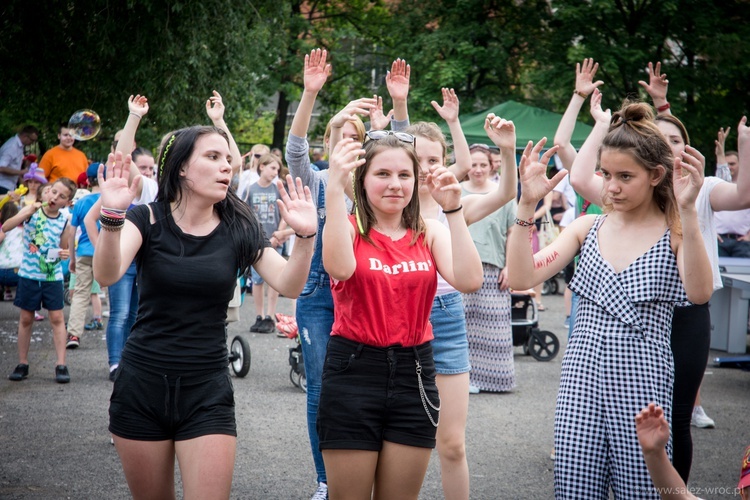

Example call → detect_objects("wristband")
295 232 316 239
129 112 142 119
442 205 463 215
657 102 671 112
574 90 587 99
514 217 535 227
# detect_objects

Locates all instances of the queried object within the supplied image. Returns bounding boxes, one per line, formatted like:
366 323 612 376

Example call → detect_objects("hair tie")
620 117 630 125
160 134 176 178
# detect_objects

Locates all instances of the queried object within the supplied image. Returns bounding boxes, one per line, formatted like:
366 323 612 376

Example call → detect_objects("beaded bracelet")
295 232 315 239
514 218 535 227
443 205 463 215
100 223 124 232
101 207 127 219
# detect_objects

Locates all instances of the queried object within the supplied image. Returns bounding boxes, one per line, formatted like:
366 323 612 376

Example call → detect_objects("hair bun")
611 100 654 128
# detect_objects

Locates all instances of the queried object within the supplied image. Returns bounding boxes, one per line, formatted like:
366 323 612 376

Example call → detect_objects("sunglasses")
365 130 415 144
469 143 499 152
253 153 262 158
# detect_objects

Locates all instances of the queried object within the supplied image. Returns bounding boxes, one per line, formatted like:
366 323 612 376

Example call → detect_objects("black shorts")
109 362 236 441
317 336 440 451
14 276 64 311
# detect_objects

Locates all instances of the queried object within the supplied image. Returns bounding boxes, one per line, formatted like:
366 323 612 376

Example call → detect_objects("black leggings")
670 303 711 483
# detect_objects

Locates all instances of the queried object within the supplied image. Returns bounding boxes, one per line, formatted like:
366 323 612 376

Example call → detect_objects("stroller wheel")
229 335 251 377
529 330 560 362
290 367 300 387
63 288 71 306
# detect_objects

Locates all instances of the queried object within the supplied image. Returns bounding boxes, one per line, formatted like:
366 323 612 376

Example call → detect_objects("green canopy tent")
441 100 593 150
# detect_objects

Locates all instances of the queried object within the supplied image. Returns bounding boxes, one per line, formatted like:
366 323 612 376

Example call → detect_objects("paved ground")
0 283 748 499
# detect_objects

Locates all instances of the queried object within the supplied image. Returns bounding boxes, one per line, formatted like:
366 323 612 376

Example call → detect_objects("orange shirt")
39 146 88 184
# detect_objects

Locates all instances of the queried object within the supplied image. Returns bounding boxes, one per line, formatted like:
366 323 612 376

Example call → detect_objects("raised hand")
673 145 705 210
128 94 149 118
738 116 750 149
328 138 366 189
329 97 377 129
275 175 316 237
205 90 225 123
518 138 566 204
304 48 331 94
589 89 612 125
425 165 461 211
575 58 603 97
431 88 460 123
638 61 669 103
369 95 394 131
635 403 670 455
386 58 411 102
715 125 731 159
484 113 516 150
99 151 141 211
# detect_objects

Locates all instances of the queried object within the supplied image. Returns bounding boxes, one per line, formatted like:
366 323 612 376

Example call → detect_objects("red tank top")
330 216 437 347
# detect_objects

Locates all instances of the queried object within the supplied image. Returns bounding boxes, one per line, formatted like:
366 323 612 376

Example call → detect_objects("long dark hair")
353 135 424 246
599 101 680 235
156 126 264 274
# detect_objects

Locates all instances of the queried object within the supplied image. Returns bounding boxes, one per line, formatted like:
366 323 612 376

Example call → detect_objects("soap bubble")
67 109 101 141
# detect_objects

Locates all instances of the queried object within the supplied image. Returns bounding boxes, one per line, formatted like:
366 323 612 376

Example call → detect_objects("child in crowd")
0 203 24 301
245 153 291 333
6 178 76 383
20 163 47 208
636 403 750 500
507 101 712 498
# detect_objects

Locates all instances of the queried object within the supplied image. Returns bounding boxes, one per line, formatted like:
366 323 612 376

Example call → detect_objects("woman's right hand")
575 58 603 97
637 61 668 103
589 89 611 125
327 138 365 189
329 97 377 129
518 138 566 205
99 152 141 211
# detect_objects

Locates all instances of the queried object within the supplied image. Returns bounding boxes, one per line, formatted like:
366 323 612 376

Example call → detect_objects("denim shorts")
250 246 284 285
317 336 440 450
430 292 471 375
109 362 236 441
14 276 64 311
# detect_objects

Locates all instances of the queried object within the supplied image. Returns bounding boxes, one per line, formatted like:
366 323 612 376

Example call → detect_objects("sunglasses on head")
253 153 262 158
365 130 416 144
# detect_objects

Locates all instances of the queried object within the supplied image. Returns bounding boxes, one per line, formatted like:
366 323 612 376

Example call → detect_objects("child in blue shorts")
6 178 75 383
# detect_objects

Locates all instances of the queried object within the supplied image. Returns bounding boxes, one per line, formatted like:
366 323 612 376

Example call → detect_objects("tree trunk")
273 91 290 150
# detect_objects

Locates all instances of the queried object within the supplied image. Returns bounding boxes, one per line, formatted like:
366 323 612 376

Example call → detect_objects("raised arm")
2 202 38 232
714 125 732 182
206 90 242 178
327 97 377 153
322 139 363 280
84 198 102 248
462 114 518 225
116 95 149 188
569 89 610 206
636 404 698 500
92 153 143 287
369 95 394 132
554 58 603 170
425 167 483 292
431 88 471 181
708 118 750 210
506 139 583 290
286 48 331 190
638 62 671 115
386 58 410 123
673 150 713 304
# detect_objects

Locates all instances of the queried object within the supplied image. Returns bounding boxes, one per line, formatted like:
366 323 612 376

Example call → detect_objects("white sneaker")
311 482 328 500
468 385 480 394
691 406 715 428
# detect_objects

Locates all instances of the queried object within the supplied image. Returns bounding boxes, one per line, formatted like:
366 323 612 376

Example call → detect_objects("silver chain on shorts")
416 360 440 427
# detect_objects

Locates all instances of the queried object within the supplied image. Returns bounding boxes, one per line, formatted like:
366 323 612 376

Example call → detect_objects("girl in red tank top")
319 132 483 499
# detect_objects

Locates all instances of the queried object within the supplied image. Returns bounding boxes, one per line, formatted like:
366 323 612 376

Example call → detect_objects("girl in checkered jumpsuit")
506 101 713 499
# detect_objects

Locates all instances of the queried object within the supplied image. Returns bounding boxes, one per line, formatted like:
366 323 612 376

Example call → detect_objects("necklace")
374 223 404 240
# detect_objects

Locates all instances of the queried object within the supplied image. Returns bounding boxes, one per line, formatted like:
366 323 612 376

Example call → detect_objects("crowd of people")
1 49 749 500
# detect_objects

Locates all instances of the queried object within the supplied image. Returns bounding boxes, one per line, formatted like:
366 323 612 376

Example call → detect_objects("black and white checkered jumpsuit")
555 215 687 499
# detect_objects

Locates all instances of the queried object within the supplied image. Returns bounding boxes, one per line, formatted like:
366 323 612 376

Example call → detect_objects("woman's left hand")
673 145 705 210
205 90 225 123
426 165 461 211
276 175 316 237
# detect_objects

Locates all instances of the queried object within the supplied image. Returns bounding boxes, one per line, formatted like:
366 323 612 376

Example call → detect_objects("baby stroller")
277 313 307 393
510 291 560 361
